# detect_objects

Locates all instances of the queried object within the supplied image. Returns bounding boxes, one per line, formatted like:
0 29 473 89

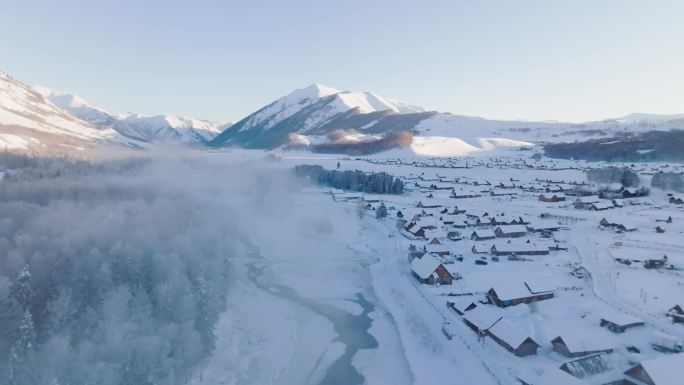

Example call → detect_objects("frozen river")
192 191 414 385
248 260 379 385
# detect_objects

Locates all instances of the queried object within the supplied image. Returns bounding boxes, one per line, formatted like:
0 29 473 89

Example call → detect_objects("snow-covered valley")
1 146 683 385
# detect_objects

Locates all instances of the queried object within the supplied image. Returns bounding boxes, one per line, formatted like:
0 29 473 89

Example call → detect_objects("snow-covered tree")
376 202 388 219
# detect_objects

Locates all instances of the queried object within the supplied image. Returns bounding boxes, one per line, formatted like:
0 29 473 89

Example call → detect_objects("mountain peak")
33 85 98 110
285 83 339 102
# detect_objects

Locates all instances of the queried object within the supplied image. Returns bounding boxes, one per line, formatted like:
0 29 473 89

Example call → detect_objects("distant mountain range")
208 84 684 156
2 69 684 157
33 86 228 144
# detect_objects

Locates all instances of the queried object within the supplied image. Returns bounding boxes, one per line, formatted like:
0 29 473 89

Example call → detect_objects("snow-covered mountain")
0 71 137 153
210 84 432 148
4 69 684 158
210 84 684 156
34 86 227 144
612 113 684 124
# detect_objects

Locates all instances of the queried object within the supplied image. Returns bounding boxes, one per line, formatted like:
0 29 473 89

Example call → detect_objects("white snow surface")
0 133 34 149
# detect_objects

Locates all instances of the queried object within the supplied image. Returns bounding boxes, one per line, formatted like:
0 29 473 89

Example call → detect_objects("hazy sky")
1 0 683 123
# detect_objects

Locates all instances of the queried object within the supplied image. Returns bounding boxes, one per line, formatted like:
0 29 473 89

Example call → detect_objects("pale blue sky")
1 0 683 123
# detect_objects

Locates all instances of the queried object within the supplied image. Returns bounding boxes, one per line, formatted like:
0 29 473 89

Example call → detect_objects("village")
290 152 684 385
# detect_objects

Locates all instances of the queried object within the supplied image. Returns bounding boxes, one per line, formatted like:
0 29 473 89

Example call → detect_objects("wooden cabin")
410 255 454 285
494 225 527 238
624 353 684 385
424 242 450 256
667 305 684 323
487 319 540 357
471 229 496 241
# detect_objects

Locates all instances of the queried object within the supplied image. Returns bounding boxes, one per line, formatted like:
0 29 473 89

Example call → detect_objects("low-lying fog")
0 152 322 385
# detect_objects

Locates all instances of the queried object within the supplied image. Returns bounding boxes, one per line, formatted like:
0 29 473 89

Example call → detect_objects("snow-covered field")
193 148 684 385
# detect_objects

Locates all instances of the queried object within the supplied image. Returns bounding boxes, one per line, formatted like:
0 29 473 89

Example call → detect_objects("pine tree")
376 203 388 219
9 265 32 312
7 266 36 384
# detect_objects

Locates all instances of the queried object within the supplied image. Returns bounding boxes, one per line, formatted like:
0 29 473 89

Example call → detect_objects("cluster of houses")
447 286 684 385
347 165 684 385
399 200 565 283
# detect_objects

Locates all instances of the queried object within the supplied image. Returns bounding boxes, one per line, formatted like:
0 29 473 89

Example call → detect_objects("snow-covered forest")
0 154 298 385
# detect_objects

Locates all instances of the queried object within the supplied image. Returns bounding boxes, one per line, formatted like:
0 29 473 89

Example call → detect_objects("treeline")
311 132 414 155
294 164 404 194
0 152 147 182
544 130 684 162
0 157 249 385
586 167 640 187
651 172 684 192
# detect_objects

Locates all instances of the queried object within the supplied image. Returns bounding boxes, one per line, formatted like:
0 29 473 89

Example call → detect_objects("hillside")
0 71 137 155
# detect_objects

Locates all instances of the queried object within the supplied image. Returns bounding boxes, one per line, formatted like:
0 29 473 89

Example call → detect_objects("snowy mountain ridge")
0 71 138 153
210 84 433 149
33 86 227 143
3 68 684 157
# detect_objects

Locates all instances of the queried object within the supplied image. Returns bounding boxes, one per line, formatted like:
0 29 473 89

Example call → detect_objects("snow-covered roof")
591 202 615 210
576 196 601 203
441 214 467 223
412 217 439 229
495 225 527 235
537 368 587 385
629 353 684 385
554 333 614 355
490 281 534 301
462 306 502 330
471 243 493 253
423 229 445 240
524 279 557 294
472 229 496 238
491 215 519 223
410 255 441 279
526 223 560 231
488 318 536 349
449 297 478 313
599 310 644 326
491 243 548 254
425 243 449 254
